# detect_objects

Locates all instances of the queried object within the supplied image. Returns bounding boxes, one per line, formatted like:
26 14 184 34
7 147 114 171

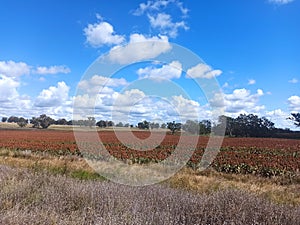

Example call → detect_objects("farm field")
0 129 300 177
1 129 300 224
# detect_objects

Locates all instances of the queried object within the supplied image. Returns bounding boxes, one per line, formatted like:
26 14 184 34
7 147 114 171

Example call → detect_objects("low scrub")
0 165 299 225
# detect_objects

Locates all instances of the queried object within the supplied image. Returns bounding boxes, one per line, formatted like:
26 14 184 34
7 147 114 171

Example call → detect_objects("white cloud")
0 60 71 78
78 75 128 94
210 88 265 117
171 95 200 121
133 0 173 15
186 63 222 79
84 21 125 47
248 79 256 85
114 89 146 108
289 78 298 84
133 0 189 38
0 60 31 77
288 95 300 112
137 61 182 80
268 0 294 5
113 92 202 123
0 75 20 101
73 94 104 110
265 109 293 129
107 33 171 64
34 81 70 107
148 13 188 38
133 0 188 16
35 65 71 75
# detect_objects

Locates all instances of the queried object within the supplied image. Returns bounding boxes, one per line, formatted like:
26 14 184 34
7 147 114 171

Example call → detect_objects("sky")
0 0 299 129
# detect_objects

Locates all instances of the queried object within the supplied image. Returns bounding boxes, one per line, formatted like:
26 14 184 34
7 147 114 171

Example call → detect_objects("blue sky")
0 0 299 129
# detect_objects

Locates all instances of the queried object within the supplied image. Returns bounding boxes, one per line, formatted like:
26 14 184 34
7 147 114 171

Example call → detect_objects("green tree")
167 121 181 134
1 117 7 123
199 120 211 135
232 114 274 137
7 116 19 123
31 114 55 129
56 118 68 125
17 117 28 127
161 123 166 129
116 122 124 127
183 120 199 134
96 120 107 128
87 117 96 128
138 120 149 129
150 122 159 129
107 121 114 127
217 115 235 136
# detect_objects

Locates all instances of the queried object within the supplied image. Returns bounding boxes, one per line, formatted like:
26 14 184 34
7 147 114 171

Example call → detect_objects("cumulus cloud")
137 61 182 81
148 13 188 38
288 95 300 112
0 75 20 101
133 0 189 38
210 88 265 117
34 81 70 107
171 95 200 121
78 75 128 94
35 65 71 75
265 109 293 129
114 89 146 108
268 0 294 5
73 94 105 110
133 0 185 15
0 60 71 78
84 21 125 47
107 33 171 64
186 63 222 79
0 60 31 77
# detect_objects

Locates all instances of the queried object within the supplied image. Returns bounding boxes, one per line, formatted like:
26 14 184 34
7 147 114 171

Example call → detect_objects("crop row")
0 130 299 177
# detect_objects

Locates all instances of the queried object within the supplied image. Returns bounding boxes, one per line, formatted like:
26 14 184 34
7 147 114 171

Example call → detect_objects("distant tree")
231 114 274 137
161 123 166 129
1 117 7 123
17 117 28 127
116 122 124 127
7 116 19 123
96 120 107 128
56 118 68 125
183 120 211 135
107 121 114 127
138 120 150 129
124 123 130 127
199 120 211 135
217 115 235 136
183 120 199 134
167 121 181 134
150 122 159 129
87 117 96 128
31 114 55 129
289 113 300 127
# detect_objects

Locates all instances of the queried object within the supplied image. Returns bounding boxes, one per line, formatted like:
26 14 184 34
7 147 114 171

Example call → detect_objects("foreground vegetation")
1 128 300 224
0 165 300 225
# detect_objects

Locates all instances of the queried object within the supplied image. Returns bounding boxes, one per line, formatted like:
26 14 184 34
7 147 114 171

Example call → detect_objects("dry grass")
0 165 299 225
168 168 300 206
1 148 300 206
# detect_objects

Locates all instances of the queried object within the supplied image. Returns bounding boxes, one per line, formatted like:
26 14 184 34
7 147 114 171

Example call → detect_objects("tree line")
1 113 300 138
